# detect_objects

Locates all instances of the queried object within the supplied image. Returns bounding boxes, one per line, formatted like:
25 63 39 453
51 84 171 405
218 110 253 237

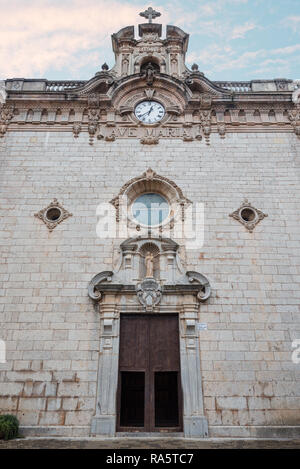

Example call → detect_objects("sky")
1 0 300 82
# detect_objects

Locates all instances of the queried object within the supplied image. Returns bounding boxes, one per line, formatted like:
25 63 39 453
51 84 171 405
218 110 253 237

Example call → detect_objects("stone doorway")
116 314 183 432
89 236 211 438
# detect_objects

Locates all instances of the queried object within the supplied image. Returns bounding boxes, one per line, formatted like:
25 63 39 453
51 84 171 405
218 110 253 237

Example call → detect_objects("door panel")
117 314 182 432
119 316 149 370
149 315 180 371
155 372 179 427
120 372 145 427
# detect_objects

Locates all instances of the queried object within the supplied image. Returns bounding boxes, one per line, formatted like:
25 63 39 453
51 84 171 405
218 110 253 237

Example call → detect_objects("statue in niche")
170 53 178 75
122 54 129 75
145 251 154 278
144 64 155 85
141 250 160 278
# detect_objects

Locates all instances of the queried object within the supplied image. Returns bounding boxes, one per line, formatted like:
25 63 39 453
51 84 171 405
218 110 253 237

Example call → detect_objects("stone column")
90 303 120 436
180 304 208 437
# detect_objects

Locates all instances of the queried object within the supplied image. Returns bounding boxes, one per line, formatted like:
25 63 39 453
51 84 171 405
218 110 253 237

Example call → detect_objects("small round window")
45 207 62 222
240 207 256 222
132 193 169 226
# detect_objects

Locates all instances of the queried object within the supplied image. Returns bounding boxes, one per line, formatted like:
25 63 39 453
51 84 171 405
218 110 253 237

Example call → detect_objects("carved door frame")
90 302 208 438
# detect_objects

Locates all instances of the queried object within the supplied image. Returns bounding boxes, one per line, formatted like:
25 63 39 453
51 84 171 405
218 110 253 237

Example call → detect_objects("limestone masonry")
0 8 300 438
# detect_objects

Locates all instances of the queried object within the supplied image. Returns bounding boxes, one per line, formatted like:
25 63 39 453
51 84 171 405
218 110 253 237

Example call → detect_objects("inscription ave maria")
103 126 198 141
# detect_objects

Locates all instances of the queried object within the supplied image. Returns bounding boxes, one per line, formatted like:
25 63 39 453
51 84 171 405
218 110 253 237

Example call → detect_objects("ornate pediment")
88 236 211 311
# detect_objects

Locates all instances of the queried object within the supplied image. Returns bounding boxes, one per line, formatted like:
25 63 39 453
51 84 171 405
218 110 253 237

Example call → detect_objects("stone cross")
139 6 161 23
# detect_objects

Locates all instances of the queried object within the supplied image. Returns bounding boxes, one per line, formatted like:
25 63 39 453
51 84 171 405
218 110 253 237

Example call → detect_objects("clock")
134 101 165 124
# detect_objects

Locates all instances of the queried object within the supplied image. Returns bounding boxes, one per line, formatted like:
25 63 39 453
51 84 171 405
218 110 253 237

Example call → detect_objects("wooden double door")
117 314 183 432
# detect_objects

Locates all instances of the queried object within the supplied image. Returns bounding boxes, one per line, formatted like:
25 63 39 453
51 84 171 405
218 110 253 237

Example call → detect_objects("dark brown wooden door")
117 314 182 432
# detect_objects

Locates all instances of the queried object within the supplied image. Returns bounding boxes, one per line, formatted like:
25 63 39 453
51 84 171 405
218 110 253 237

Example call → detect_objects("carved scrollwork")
88 271 114 301
186 271 211 302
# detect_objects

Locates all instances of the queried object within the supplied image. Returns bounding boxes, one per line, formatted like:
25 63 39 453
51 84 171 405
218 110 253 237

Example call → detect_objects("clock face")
134 101 165 124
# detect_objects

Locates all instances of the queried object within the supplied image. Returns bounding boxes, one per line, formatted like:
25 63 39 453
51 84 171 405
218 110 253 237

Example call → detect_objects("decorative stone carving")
136 277 162 311
186 271 211 302
88 271 113 301
274 79 290 91
88 93 100 107
217 123 226 138
34 198 73 231
121 54 130 76
89 233 211 438
87 107 100 145
88 236 211 307
72 123 81 138
170 53 178 76
199 110 212 144
229 199 268 232
288 108 300 138
142 63 156 86
110 168 191 224
144 88 155 99
0 104 14 138
105 134 116 142
292 86 300 104
140 135 159 144
198 95 212 110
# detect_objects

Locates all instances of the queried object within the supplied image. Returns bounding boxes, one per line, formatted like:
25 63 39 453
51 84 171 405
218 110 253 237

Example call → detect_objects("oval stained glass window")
132 193 169 226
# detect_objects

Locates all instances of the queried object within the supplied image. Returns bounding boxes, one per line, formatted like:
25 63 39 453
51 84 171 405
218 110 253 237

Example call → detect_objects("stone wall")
0 130 299 437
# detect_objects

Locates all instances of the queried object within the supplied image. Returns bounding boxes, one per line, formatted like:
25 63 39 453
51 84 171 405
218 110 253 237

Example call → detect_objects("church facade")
0 9 300 438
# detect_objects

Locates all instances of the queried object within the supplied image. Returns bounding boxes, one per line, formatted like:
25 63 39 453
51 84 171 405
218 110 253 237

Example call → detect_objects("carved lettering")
128 128 137 137
145 128 155 137
118 127 128 137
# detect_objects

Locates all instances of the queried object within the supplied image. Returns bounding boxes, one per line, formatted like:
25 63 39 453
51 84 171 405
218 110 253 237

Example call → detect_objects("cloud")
187 41 300 78
282 15 300 32
230 22 256 39
0 0 298 81
272 44 300 55
0 0 171 78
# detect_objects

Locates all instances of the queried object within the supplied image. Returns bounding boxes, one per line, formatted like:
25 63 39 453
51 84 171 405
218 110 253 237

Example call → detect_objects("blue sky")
1 0 300 81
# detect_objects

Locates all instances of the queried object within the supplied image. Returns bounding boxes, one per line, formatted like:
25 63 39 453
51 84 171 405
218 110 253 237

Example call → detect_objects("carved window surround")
109 168 191 237
229 199 268 232
34 199 72 231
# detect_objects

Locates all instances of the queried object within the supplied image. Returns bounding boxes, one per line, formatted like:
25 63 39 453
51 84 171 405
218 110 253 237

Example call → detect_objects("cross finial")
139 6 161 23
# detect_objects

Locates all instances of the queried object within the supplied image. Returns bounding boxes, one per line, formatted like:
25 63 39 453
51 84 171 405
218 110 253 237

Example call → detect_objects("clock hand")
139 108 152 117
